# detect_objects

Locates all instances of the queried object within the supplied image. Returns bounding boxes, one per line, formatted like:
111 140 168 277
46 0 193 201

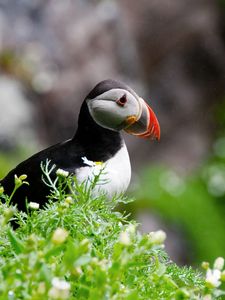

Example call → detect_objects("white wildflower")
93 164 104 176
119 231 131 246
205 268 221 288
65 196 73 205
48 277 70 299
56 168 69 178
82 156 96 167
29 202 40 210
214 257 224 270
81 156 104 176
98 259 108 271
149 230 166 245
8 291 14 299
91 258 108 271
51 228 69 245
126 224 136 235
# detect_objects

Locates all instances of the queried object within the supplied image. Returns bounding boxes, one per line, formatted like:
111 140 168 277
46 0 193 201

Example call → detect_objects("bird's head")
86 79 160 140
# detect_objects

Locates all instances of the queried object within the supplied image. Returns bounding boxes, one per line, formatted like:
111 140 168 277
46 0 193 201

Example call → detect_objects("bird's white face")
86 88 141 131
86 87 160 140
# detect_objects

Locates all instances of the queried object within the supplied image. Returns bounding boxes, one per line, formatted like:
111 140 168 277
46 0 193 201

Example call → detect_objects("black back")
0 79 128 211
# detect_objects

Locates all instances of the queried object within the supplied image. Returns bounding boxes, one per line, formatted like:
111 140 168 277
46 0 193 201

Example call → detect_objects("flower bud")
51 228 69 245
29 202 40 210
202 261 210 270
214 257 224 270
3 207 15 223
48 277 70 299
65 196 73 204
19 174 27 181
14 175 22 186
80 238 91 252
148 230 166 245
72 266 83 277
119 231 131 246
0 186 4 195
56 169 69 178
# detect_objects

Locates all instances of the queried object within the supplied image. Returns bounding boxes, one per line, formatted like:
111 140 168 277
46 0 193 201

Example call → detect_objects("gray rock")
0 76 38 150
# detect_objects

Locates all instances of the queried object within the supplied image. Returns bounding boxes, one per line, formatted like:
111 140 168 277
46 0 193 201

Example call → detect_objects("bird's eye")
116 94 127 107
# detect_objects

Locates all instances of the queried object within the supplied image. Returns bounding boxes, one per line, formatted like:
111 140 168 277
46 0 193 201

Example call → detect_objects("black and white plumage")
1 79 160 211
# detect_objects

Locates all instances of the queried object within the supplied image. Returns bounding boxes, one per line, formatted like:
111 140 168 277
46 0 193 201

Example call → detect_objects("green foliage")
134 164 225 264
0 163 224 299
0 148 32 179
130 99 225 266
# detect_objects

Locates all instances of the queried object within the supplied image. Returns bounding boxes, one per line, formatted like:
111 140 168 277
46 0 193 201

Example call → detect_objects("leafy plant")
0 162 224 299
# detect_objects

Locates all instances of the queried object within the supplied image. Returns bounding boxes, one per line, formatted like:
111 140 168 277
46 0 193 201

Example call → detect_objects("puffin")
0 79 160 211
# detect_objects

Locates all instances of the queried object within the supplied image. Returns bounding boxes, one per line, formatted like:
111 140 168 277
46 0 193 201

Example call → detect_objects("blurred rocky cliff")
0 0 225 171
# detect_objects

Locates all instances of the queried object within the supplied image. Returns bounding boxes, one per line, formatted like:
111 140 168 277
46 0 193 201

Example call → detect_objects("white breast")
75 143 131 197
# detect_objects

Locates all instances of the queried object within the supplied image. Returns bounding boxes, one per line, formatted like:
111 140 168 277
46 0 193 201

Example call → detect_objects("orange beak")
125 98 160 140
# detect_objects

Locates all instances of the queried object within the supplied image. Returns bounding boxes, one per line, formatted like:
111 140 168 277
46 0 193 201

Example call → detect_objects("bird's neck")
73 101 123 161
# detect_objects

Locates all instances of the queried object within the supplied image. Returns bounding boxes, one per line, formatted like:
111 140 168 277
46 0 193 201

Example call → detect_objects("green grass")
0 163 224 299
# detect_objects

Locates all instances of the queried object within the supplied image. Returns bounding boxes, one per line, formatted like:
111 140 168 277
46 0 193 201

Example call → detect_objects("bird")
0 79 160 211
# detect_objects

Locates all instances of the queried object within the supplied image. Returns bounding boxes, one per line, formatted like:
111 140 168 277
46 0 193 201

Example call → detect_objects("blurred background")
0 0 225 266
